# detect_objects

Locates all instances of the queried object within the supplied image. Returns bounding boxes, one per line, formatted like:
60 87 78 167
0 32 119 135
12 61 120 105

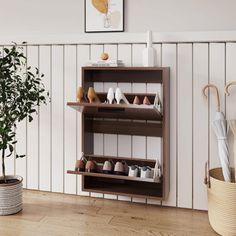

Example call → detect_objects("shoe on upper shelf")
107 88 115 104
143 96 151 105
115 88 130 105
154 92 162 113
76 87 88 103
133 96 141 105
87 87 101 104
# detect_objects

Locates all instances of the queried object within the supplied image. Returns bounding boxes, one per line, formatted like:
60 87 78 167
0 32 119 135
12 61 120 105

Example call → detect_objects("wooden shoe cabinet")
67 67 170 200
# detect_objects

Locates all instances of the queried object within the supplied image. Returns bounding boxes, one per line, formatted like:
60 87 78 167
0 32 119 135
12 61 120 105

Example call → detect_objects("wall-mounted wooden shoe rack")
67 67 170 200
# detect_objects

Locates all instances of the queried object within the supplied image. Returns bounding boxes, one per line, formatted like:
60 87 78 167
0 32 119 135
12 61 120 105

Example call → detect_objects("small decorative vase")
142 30 155 67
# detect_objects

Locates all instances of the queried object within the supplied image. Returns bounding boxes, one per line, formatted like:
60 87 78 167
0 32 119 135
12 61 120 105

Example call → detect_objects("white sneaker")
140 166 152 178
128 165 140 177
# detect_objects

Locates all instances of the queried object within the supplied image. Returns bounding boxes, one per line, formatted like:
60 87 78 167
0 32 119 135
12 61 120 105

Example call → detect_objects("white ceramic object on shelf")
142 30 155 67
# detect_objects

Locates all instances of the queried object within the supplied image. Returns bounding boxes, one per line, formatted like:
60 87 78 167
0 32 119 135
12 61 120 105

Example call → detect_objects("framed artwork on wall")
85 0 124 33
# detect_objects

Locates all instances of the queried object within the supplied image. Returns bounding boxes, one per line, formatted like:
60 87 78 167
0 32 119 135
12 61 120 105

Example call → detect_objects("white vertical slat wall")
39 46 51 191
3 41 236 210
193 43 209 210
27 46 39 190
177 44 193 208
51 46 64 193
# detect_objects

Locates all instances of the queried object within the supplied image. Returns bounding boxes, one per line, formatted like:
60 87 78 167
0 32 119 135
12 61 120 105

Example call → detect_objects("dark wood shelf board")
83 66 169 71
86 119 162 137
67 102 162 121
67 170 160 183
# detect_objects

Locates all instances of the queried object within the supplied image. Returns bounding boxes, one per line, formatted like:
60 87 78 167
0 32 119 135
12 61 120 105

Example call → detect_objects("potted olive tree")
0 44 48 215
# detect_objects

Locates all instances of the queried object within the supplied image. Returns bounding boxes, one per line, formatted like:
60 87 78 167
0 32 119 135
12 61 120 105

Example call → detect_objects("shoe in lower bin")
128 165 140 177
103 160 114 174
140 166 152 178
85 160 97 173
75 152 87 172
114 161 129 175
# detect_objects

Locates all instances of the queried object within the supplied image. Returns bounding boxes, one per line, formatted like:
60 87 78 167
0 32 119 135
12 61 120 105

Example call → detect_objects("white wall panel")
51 46 64 193
226 43 236 168
39 46 51 191
6 38 236 210
209 43 226 169
64 45 77 194
27 46 39 190
177 43 193 209
162 44 177 207
193 43 208 210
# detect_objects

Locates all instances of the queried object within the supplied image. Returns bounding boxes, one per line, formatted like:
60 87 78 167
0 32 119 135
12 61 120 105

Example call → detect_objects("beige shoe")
114 161 128 176
103 160 114 174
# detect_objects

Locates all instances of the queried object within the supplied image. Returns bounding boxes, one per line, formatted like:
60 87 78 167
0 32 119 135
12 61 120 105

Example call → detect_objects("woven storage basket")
0 175 23 216
206 168 236 236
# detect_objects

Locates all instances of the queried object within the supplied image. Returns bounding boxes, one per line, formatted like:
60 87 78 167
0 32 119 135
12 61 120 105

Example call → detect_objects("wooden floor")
0 190 217 236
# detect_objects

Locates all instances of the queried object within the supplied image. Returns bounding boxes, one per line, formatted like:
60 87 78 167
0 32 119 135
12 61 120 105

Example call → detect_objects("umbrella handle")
204 161 210 188
225 81 236 96
202 84 221 112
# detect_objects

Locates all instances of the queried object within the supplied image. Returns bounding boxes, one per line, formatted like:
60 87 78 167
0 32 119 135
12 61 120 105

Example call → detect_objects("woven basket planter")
206 168 236 236
0 175 23 216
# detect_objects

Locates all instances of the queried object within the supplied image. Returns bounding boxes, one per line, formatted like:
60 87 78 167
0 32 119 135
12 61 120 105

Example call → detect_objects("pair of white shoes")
107 88 130 105
128 165 153 178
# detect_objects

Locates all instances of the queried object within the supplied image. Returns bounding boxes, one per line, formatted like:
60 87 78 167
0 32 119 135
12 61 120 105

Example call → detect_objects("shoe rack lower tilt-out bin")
67 67 170 200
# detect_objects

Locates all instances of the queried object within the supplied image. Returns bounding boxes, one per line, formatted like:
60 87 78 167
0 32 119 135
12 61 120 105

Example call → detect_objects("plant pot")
0 175 23 216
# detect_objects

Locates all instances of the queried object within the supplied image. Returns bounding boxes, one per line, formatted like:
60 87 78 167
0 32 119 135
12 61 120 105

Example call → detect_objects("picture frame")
85 0 124 33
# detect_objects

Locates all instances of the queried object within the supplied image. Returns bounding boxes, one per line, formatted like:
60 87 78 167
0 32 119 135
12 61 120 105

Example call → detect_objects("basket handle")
204 161 210 188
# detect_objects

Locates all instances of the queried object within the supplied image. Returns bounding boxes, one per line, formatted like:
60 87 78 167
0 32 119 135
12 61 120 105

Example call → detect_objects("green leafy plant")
0 44 48 183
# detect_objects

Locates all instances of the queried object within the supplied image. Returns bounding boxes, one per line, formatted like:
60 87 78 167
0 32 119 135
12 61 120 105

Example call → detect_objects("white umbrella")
203 84 231 182
225 81 236 182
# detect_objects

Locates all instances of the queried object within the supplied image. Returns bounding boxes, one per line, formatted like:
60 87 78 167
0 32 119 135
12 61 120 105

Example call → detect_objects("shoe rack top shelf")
82 67 168 84
67 92 162 120
67 102 162 121
67 170 160 183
